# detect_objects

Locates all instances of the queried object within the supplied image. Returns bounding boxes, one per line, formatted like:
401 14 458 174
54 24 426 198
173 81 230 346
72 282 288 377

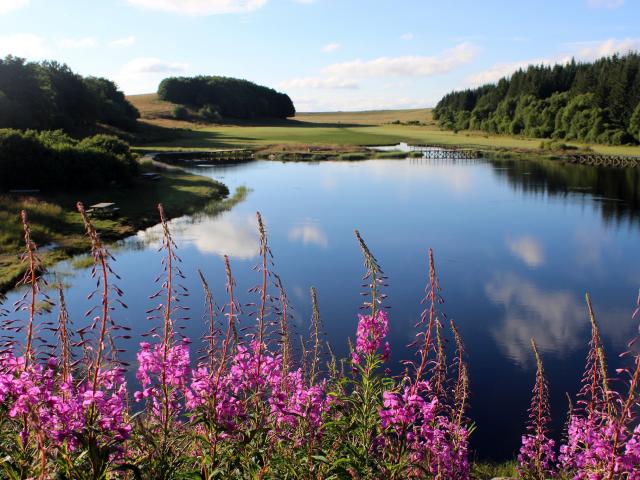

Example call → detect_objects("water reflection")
488 157 640 225
3 154 640 461
288 219 329 248
486 272 587 365
136 212 260 260
505 235 545 268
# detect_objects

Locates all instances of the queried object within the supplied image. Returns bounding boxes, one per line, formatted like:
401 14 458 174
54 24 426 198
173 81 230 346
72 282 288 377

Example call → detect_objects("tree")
630 102 640 142
0 56 139 131
433 52 640 145
158 75 295 119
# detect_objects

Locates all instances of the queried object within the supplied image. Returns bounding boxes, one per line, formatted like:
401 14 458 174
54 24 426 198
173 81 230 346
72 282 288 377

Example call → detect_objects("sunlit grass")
128 94 640 156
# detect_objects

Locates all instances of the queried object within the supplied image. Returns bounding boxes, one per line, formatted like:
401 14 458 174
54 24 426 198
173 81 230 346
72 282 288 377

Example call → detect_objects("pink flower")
353 311 390 363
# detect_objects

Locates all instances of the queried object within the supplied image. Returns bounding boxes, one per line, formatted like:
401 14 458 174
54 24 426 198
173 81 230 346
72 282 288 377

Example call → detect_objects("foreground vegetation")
0 56 139 132
435 53 640 145
0 210 638 479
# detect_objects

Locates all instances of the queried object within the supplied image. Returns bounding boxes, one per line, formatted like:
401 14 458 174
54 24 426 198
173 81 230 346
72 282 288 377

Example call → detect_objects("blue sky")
0 0 638 111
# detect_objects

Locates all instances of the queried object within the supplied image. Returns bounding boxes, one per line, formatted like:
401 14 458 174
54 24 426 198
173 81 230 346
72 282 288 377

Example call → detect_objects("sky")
0 0 639 112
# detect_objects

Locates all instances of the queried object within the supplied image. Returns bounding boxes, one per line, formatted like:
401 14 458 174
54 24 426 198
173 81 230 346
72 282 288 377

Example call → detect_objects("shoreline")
0 163 231 294
136 141 640 167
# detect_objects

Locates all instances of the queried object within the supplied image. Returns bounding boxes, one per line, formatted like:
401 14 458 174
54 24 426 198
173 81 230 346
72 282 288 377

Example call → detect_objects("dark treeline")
158 75 295 120
434 53 640 145
0 129 138 191
0 56 139 132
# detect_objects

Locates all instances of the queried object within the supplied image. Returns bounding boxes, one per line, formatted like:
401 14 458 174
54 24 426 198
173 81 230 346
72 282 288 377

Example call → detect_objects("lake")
4 152 640 460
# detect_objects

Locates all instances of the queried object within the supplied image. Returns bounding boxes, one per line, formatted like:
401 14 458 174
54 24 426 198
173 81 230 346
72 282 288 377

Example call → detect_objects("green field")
128 94 640 156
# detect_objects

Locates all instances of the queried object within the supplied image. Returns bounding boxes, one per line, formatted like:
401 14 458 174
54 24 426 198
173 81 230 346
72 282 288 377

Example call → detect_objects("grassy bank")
0 165 231 292
128 94 640 158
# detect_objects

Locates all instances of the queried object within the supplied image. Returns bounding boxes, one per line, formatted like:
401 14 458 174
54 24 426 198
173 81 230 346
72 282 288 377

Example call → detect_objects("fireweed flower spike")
16 210 50 366
518 339 556 480
135 204 191 424
378 249 470 479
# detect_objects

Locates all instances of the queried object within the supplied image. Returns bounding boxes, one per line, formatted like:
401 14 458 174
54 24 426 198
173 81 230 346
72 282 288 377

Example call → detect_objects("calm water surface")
4 154 640 460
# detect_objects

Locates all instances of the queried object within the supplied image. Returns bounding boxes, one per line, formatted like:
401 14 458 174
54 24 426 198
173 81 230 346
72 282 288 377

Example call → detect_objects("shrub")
0 129 137 191
172 105 189 120
198 103 223 122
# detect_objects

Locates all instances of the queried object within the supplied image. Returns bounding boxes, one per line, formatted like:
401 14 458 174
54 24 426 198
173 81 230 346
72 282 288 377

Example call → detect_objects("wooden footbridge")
407 145 482 160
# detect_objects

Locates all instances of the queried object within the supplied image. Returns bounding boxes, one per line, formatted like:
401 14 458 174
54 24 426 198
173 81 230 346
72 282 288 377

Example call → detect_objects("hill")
129 94 432 128
434 52 640 145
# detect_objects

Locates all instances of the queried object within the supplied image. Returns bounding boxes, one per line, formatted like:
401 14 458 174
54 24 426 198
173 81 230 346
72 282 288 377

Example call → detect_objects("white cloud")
322 42 340 53
288 221 328 248
115 58 189 94
322 42 478 78
59 37 98 49
0 0 29 14
400 33 414 41
588 0 624 8
126 0 267 15
109 36 136 48
279 76 358 89
506 235 544 268
465 38 640 87
0 33 49 58
121 57 189 74
466 58 547 86
572 37 640 61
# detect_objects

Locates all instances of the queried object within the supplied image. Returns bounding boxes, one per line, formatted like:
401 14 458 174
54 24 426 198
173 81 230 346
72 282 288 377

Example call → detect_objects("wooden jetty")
565 154 640 168
153 149 254 164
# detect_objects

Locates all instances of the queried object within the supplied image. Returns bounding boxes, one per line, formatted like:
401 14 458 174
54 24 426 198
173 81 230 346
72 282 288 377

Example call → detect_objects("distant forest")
158 76 295 120
434 53 640 145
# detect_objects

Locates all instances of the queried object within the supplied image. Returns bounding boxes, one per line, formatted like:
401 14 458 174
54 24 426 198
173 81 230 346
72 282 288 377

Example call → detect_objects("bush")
172 105 189 120
198 104 222 122
0 129 137 191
